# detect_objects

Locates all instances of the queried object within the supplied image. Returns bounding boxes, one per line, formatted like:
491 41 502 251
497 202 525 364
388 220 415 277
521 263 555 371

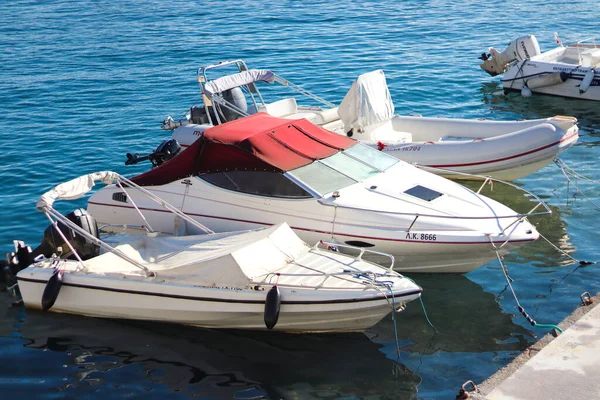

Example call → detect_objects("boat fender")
41 267 63 311
521 86 532 97
264 285 281 330
525 72 568 90
580 69 595 94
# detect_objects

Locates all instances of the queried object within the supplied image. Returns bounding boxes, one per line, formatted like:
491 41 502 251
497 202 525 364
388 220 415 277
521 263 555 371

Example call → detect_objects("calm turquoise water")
2 1 600 398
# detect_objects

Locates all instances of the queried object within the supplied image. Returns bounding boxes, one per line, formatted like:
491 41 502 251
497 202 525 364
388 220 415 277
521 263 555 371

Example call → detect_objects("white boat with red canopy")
160 59 578 181
90 113 548 273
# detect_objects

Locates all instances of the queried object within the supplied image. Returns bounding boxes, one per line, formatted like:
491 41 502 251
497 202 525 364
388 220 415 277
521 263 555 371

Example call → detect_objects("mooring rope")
490 240 563 333
538 230 596 266
554 158 600 210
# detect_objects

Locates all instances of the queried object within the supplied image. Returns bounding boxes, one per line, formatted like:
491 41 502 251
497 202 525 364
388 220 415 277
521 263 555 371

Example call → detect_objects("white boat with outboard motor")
479 33 600 101
159 59 578 181
8 171 422 333
94 113 549 274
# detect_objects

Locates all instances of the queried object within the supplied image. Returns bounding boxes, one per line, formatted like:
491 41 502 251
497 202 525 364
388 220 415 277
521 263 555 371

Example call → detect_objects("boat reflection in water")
461 179 575 269
0 180 578 399
366 184 576 396
480 81 600 137
1 293 420 399
369 274 534 397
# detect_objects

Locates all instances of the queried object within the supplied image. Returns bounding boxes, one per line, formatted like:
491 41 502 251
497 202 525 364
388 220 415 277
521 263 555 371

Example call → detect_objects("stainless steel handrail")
314 240 396 271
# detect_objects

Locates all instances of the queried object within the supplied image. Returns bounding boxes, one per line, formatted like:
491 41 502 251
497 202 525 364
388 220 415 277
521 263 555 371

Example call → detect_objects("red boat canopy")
131 113 356 186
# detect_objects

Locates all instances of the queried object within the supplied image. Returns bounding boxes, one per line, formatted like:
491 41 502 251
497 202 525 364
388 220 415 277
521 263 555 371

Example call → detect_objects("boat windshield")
287 162 356 195
343 143 398 171
287 143 399 196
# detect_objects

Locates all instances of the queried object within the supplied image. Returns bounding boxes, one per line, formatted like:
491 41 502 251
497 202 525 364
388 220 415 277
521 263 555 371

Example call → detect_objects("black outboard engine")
2 208 100 284
37 208 100 260
150 138 181 166
125 138 181 167
220 87 248 122
187 86 248 125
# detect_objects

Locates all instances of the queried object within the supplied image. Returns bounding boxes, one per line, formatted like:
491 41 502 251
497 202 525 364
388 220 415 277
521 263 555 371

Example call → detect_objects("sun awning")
202 70 276 96
131 113 356 186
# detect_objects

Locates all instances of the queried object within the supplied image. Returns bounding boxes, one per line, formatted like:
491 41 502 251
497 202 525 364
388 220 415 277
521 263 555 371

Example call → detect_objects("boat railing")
43 206 156 277
571 37 599 64
205 73 335 125
320 167 551 233
574 37 597 48
37 172 215 277
314 240 396 271
255 270 403 291
271 75 336 108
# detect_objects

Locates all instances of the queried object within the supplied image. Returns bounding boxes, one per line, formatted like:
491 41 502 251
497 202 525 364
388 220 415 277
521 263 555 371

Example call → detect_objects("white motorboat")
159 59 578 181
9 171 422 333
92 114 549 273
480 33 600 101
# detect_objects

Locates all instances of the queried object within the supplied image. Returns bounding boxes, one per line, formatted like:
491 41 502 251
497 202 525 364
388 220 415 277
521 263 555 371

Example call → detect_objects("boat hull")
361 116 578 181
170 118 578 181
502 61 600 101
17 268 421 333
88 194 537 274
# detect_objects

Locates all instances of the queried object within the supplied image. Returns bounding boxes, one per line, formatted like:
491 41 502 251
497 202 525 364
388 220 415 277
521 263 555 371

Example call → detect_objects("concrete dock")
470 292 600 400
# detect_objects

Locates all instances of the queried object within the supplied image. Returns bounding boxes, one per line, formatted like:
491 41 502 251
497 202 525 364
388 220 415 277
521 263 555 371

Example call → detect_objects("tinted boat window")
198 170 313 198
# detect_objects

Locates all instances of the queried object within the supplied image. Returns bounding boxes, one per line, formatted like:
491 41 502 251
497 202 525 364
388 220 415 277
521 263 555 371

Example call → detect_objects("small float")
6 171 422 333
480 33 600 101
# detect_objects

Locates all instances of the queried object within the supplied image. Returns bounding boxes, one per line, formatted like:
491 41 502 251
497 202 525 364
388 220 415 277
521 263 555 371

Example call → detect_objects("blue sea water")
1 0 600 398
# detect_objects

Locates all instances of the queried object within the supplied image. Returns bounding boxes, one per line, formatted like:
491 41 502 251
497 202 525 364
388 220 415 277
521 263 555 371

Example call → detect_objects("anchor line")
489 238 563 333
507 60 528 91
554 158 600 211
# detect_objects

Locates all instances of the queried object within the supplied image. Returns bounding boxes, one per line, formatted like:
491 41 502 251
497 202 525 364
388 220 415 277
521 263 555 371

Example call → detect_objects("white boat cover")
203 70 276 96
338 70 395 132
36 171 118 211
84 223 309 289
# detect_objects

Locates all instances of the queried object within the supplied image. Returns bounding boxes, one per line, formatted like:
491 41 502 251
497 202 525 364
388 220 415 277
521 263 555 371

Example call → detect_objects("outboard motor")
219 86 248 122
479 34 541 76
187 87 247 125
125 138 181 167
38 208 100 260
189 105 210 124
1 209 100 283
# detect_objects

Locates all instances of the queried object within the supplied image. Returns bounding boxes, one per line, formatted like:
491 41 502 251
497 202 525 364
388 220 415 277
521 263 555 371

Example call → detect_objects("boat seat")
356 119 413 143
312 107 340 125
258 98 319 121
258 98 299 118
580 48 600 67
322 119 345 132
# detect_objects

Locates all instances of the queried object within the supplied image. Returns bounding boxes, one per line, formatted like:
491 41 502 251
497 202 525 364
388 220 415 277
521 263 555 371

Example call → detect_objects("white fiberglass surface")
288 143 399 196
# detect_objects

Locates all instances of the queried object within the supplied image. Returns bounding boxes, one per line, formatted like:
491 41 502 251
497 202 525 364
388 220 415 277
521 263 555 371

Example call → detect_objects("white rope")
554 158 600 210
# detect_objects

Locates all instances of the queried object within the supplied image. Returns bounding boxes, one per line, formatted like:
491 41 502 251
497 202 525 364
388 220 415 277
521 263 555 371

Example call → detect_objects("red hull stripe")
180 130 577 169
426 130 577 168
